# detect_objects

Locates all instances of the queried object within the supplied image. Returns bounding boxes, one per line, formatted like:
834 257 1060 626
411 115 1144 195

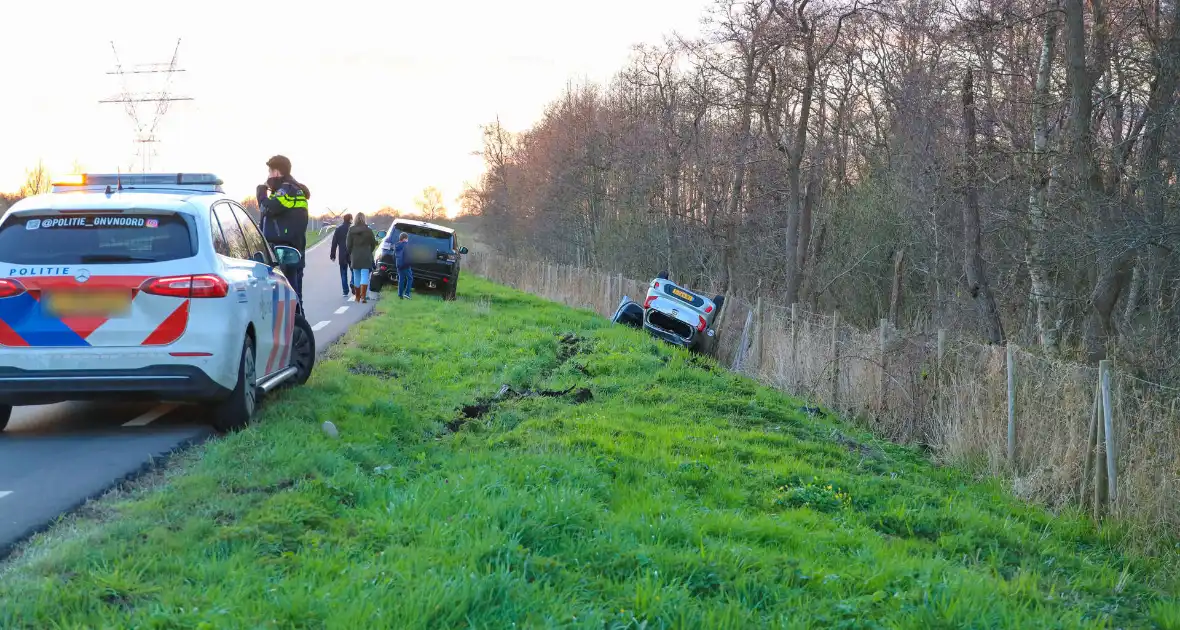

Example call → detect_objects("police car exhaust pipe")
256 366 298 394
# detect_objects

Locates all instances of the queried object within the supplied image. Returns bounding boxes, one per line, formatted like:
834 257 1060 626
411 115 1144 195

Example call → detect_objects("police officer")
256 155 311 302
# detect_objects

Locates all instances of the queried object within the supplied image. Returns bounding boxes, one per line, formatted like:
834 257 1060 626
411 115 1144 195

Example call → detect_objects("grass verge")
1 276 1178 629
306 228 329 248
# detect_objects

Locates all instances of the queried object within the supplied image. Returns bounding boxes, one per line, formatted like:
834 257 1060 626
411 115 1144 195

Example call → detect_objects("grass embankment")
306 227 329 248
2 277 1178 628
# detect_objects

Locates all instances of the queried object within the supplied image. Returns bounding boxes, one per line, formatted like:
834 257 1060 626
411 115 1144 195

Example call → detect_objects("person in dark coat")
345 212 379 303
256 155 310 302
328 213 353 298
393 232 413 299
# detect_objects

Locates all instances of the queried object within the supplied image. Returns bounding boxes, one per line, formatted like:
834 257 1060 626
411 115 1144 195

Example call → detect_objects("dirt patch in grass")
348 363 399 379
451 383 594 431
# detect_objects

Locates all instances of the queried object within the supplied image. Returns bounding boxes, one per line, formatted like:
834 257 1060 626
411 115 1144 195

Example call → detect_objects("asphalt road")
0 235 376 557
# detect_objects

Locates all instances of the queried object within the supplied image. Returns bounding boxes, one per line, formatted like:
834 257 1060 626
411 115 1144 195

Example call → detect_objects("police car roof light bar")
51 172 224 194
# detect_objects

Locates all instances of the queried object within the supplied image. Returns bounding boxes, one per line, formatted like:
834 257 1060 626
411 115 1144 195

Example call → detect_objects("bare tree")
414 187 447 222
463 0 1180 379
19 160 51 197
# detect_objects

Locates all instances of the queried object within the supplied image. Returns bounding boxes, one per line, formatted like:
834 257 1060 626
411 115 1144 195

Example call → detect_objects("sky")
0 0 712 218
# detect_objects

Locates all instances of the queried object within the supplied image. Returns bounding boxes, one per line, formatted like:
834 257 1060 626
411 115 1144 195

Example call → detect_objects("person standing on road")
394 232 413 300
346 212 379 304
256 155 311 302
328 213 353 298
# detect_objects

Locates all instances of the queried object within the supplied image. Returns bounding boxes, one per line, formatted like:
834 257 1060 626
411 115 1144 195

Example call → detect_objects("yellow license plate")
44 291 132 317
671 288 694 302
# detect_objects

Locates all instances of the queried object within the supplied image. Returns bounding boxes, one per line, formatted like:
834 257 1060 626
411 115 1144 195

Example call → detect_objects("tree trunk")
1064 0 1129 363
1140 0 1180 315
781 64 818 307
720 55 760 295
889 248 906 327
960 68 1006 344
1027 5 1061 356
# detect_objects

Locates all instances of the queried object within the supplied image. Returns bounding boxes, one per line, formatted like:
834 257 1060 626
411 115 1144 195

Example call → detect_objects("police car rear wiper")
78 254 158 263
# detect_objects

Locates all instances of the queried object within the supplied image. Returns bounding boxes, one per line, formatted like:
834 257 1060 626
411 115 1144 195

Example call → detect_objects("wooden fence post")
1093 369 1109 517
1007 343 1017 466
791 303 800 390
1100 359 1118 511
936 330 947 417
751 297 764 374
733 308 754 372
831 311 841 411
879 319 889 413
1081 376 1101 510
603 273 612 316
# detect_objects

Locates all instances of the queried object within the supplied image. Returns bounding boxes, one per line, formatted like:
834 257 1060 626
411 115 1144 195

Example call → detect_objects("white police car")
0 173 315 432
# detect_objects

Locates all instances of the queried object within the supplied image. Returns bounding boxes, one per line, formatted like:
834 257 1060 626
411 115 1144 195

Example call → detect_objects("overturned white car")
611 271 725 354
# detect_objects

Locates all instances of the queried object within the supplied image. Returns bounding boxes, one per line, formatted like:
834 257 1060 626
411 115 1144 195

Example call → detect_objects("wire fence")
465 253 1180 537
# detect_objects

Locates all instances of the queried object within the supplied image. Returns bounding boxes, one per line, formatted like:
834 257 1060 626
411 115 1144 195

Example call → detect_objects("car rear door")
228 202 296 377
211 202 277 376
0 209 199 348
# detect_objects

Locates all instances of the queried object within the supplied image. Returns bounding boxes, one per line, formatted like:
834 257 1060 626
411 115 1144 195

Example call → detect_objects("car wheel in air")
0 404 11 432
210 335 258 433
289 314 316 386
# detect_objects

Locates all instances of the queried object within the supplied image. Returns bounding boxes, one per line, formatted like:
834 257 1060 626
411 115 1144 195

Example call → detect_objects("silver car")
612 272 724 353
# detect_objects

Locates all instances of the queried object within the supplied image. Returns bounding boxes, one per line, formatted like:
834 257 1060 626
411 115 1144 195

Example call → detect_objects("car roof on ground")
5 191 215 216
392 218 454 234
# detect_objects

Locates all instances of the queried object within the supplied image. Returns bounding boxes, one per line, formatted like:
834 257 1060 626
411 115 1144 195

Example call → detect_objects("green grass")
306 227 329 248
2 276 1178 629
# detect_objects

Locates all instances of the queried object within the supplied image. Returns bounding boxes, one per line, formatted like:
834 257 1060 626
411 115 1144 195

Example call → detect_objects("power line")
99 38 193 172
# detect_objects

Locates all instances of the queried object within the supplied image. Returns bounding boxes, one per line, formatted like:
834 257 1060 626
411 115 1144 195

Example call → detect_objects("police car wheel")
211 336 257 433
289 315 315 386
0 404 11 432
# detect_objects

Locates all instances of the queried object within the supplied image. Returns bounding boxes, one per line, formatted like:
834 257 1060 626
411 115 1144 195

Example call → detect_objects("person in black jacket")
328 213 353 298
256 155 311 301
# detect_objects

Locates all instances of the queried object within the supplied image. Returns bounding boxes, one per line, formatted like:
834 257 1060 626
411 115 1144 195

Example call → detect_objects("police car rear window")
0 212 195 265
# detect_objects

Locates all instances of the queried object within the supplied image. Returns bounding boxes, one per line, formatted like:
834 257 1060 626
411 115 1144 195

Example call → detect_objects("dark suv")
370 219 469 300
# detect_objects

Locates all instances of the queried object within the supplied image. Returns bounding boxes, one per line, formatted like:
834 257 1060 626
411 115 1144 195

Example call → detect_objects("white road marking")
306 234 332 254
0 491 12 500
122 403 179 427
334 306 349 315
312 320 331 331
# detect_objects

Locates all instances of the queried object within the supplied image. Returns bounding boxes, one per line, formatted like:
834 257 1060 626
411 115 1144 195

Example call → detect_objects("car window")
209 214 230 256
0 211 195 265
213 203 250 260
230 203 272 265
391 223 454 251
395 223 452 241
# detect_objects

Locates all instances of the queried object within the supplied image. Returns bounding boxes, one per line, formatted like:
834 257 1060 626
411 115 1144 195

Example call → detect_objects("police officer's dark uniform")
256 156 311 304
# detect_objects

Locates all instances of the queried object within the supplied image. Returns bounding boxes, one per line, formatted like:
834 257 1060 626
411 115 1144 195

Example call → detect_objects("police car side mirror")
459 246 469 255
272 245 302 266
376 230 387 239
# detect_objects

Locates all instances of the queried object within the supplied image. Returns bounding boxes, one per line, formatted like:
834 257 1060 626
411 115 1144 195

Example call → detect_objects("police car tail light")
0 279 27 299
140 274 229 299
705 304 714 314
697 316 707 332
643 295 658 309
